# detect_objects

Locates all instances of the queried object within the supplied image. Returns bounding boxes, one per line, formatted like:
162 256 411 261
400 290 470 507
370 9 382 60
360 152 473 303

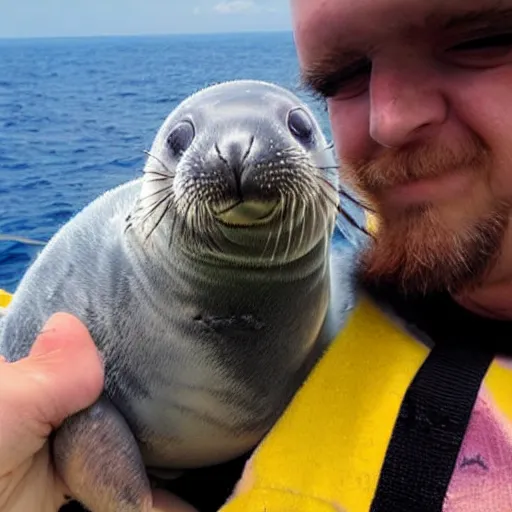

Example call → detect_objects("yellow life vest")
219 295 512 512
0 288 11 309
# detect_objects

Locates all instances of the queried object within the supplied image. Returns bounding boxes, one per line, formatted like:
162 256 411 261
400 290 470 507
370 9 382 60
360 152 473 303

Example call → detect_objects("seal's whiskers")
288 181 313 255
297 199 307 254
309 188 318 250
143 169 173 180
315 185 339 212
126 149 179 241
144 199 173 243
139 191 174 226
283 192 296 263
260 227 275 261
315 173 338 190
143 150 175 178
130 185 175 242
139 185 173 203
337 204 373 238
144 177 172 184
314 166 375 212
271 195 286 264
197 204 219 253
309 171 374 239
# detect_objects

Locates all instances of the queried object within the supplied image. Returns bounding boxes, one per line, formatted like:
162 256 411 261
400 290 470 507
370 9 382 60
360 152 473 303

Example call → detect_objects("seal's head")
134 80 340 265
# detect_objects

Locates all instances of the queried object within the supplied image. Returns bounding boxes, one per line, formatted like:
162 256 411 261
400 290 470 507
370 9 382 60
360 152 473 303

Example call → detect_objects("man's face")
292 0 512 294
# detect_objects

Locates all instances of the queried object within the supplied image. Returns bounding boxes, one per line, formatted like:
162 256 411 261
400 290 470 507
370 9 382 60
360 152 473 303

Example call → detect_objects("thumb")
25 312 105 427
0 312 104 470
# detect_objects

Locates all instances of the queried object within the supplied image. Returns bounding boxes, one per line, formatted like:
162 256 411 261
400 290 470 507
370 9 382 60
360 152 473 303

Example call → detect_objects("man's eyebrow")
431 5 512 30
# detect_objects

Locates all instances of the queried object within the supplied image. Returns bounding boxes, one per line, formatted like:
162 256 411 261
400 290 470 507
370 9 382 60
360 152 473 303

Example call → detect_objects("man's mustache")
340 137 491 194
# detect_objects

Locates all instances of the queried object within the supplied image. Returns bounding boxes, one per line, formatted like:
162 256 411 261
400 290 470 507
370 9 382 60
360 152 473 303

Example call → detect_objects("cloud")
213 1 273 14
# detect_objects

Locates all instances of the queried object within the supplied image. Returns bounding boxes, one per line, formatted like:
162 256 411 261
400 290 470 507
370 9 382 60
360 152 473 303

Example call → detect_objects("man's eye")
317 60 372 100
450 33 512 51
445 33 512 67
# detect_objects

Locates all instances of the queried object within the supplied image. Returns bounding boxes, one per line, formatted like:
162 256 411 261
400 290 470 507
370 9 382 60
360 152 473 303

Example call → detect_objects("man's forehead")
293 0 512 57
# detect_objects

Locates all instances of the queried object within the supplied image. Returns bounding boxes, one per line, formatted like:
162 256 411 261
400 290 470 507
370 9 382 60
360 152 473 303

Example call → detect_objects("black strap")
363 281 499 512
370 341 493 512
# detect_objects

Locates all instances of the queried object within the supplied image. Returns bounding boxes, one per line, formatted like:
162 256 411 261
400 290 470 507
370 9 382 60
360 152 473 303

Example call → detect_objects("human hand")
0 312 197 512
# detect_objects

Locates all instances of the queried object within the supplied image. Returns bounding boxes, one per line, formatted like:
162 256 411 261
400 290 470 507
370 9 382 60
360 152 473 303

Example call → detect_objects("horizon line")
0 28 293 42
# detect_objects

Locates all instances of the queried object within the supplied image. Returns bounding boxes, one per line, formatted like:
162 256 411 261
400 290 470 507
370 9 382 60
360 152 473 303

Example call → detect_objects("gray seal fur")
0 79 355 511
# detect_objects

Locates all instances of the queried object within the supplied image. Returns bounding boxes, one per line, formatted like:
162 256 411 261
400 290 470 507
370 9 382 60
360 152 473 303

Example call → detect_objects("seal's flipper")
52 395 152 512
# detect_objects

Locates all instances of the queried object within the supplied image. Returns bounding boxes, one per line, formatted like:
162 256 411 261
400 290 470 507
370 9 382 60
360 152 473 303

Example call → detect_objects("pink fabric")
444 388 512 511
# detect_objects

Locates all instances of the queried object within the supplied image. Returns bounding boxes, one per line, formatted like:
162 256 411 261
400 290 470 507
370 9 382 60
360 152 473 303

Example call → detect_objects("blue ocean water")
0 32 333 293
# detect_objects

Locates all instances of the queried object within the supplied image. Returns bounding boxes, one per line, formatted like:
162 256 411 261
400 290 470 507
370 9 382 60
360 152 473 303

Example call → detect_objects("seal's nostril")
215 135 256 200
241 135 255 164
215 143 230 167
215 134 255 173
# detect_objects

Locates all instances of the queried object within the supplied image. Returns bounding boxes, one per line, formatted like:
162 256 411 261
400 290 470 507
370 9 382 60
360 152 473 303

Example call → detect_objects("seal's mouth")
213 199 280 227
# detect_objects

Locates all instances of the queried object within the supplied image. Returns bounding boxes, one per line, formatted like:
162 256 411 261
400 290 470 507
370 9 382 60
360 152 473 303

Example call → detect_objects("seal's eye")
168 120 195 158
287 108 314 145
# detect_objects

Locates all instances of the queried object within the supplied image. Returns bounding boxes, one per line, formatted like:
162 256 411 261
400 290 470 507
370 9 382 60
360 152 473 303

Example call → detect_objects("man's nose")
368 59 448 148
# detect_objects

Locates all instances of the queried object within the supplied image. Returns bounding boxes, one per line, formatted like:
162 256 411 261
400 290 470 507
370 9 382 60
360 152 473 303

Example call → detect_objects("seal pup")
0 80 362 512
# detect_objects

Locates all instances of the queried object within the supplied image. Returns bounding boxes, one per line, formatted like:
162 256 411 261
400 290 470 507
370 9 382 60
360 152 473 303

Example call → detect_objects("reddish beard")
341 137 508 295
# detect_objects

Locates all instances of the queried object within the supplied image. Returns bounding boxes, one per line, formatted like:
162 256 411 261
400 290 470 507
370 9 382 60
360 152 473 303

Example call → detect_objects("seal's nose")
215 133 255 178
213 130 279 205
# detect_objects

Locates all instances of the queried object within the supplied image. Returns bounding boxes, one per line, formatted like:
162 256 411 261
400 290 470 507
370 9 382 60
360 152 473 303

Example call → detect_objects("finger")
0 312 104 470
20 312 105 427
152 489 199 512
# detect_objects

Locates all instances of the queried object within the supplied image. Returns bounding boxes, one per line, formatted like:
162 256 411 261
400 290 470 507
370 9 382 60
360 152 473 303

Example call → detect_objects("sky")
0 0 292 39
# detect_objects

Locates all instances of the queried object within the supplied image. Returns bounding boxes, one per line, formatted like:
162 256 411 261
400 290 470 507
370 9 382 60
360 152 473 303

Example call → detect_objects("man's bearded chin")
358 205 507 295
341 140 509 295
